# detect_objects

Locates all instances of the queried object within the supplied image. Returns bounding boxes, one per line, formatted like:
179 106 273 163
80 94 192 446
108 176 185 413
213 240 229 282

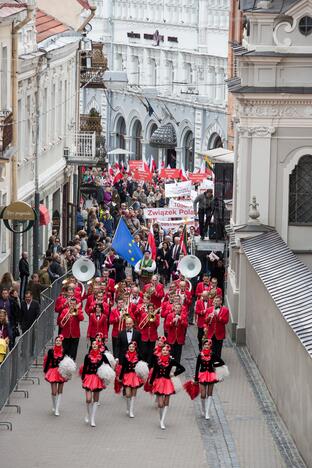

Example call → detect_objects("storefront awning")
39 204 50 226
197 148 234 164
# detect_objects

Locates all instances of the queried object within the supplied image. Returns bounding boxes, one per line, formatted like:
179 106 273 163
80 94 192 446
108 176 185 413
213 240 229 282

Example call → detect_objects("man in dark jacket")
48 254 65 282
193 189 215 240
19 251 30 300
117 317 142 362
20 291 40 333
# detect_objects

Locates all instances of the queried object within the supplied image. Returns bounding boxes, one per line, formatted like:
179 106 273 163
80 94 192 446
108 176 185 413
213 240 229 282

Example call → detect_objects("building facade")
226 1 312 463
82 0 230 170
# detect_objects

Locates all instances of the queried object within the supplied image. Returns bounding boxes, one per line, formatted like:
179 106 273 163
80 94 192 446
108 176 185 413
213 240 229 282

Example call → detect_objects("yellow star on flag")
131 257 135 261
128 243 132 247
128 249 132 253
132 239 135 243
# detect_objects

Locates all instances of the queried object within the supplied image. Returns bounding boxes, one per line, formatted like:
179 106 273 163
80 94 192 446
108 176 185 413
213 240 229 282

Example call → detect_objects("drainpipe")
11 4 35 279
77 5 96 33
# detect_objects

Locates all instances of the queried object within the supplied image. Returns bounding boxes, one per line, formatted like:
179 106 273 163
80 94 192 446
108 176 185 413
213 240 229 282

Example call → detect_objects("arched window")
289 155 312 224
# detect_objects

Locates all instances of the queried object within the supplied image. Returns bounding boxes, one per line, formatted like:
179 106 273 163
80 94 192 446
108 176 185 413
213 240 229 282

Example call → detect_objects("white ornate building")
82 0 229 170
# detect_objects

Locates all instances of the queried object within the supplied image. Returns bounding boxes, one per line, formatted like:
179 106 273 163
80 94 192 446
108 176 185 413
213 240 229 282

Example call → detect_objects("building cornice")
235 96 312 119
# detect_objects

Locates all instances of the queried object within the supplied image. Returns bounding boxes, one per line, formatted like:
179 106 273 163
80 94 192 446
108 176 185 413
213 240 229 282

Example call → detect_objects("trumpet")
60 307 78 328
208 287 217 299
146 285 155 298
118 298 131 331
138 308 160 329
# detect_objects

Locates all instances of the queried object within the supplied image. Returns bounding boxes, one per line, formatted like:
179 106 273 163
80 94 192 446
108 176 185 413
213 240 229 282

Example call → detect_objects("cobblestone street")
0 323 305 468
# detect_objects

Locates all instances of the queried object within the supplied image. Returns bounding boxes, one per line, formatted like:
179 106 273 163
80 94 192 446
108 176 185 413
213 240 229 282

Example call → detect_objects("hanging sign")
165 181 192 198
0 201 36 233
144 207 195 219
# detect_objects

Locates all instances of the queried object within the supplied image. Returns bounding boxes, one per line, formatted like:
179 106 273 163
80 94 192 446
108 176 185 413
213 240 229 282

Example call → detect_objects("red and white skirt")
82 373 105 392
198 371 219 385
45 367 66 384
122 371 143 389
152 377 175 395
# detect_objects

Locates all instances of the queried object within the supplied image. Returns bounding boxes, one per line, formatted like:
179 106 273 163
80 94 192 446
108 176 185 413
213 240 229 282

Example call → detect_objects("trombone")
138 308 160 329
60 306 78 328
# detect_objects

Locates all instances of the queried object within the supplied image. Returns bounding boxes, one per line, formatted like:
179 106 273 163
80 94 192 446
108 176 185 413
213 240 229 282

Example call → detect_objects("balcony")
80 113 102 135
80 42 108 89
0 111 13 161
64 132 106 166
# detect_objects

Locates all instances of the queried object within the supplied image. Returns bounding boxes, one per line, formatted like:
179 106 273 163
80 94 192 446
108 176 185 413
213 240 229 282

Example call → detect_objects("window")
298 16 312 36
289 155 312 224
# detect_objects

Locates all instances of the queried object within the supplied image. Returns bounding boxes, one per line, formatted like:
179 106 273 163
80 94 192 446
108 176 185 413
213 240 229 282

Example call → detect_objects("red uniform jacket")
176 289 192 310
195 299 210 328
195 282 211 298
166 312 188 345
205 306 229 340
55 294 67 314
87 313 108 339
57 306 84 338
109 307 135 338
142 283 165 308
138 311 160 342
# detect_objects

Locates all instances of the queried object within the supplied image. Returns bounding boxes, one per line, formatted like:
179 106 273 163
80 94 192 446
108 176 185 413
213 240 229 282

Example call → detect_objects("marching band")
45 265 229 430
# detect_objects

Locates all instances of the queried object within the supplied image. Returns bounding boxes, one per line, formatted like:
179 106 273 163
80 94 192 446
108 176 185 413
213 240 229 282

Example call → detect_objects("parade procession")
1 1 311 467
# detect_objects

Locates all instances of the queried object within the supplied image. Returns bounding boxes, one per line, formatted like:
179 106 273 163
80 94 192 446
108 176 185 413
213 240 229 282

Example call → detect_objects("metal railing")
0 273 70 429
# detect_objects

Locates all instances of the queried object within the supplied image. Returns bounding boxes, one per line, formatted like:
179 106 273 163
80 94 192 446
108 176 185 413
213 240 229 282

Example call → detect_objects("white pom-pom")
215 365 230 381
104 351 116 370
171 376 182 393
59 356 77 379
97 363 116 385
134 360 149 381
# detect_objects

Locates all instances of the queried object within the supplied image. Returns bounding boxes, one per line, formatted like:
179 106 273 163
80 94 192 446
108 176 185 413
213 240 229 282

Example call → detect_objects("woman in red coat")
44 335 67 416
81 339 110 427
119 342 143 418
149 344 185 430
195 338 223 420
87 304 109 341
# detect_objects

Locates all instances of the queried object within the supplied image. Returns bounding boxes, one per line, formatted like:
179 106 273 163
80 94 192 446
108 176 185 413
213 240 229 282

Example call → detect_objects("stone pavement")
0 321 306 468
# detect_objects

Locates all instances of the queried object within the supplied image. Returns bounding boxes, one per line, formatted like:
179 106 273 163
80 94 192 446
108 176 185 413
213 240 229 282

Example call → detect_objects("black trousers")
198 209 212 238
212 335 223 360
171 343 183 364
197 327 205 351
141 340 155 368
20 275 29 300
112 337 118 358
62 338 79 360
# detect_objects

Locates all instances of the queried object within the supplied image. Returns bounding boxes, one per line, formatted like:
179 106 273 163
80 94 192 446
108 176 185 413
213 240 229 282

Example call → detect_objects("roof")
241 231 312 357
150 123 177 149
0 2 27 19
76 0 91 9
36 9 70 43
239 0 300 13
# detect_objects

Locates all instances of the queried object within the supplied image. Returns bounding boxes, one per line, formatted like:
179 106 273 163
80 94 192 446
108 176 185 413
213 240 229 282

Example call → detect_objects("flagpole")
111 216 122 244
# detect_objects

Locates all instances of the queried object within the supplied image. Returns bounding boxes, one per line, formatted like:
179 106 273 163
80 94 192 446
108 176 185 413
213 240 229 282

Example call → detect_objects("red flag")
179 225 188 255
148 224 157 260
113 170 123 185
179 163 188 181
149 156 157 173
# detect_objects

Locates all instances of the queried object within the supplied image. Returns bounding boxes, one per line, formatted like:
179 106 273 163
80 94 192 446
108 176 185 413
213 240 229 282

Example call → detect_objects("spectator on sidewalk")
20 291 40 334
0 272 14 294
0 288 20 348
19 251 30 300
48 254 65 282
38 260 51 287
76 207 85 232
28 273 43 302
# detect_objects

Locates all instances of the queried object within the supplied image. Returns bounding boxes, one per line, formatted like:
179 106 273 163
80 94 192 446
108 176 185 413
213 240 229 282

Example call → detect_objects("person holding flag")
179 224 189 256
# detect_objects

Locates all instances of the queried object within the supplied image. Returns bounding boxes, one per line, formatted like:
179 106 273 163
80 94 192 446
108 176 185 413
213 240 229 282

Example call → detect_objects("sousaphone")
178 255 201 279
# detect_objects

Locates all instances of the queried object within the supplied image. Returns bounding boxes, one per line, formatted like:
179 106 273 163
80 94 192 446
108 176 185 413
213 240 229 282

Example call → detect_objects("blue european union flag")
112 218 143 266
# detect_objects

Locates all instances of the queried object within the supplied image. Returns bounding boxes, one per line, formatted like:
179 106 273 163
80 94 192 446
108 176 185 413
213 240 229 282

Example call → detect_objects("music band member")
87 304 109 342
149 344 185 430
110 299 128 357
205 296 229 359
166 303 188 363
142 275 165 309
134 251 156 289
195 273 211 298
117 317 142 363
138 303 160 367
194 338 222 420
81 339 111 427
44 335 67 416
57 297 84 360
119 341 143 418
195 291 210 350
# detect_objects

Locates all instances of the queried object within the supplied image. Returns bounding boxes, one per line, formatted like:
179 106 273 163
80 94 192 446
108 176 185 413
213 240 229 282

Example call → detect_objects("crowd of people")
1 163 229 429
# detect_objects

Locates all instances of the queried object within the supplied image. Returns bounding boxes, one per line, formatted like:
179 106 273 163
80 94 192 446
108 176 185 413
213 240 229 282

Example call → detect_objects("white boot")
129 397 135 418
51 395 56 414
160 406 168 430
205 396 212 420
85 403 91 423
200 398 205 416
55 394 62 416
90 402 97 427
126 398 130 415
159 407 163 426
